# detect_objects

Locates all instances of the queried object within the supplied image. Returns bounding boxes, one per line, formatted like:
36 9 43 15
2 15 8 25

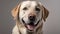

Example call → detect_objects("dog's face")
11 1 49 32
19 1 43 31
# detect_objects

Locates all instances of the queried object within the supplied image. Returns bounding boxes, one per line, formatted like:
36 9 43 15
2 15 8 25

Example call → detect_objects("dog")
11 0 49 34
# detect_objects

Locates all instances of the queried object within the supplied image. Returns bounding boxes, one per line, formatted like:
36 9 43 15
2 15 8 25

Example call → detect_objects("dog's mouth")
22 19 40 31
26 24 35 31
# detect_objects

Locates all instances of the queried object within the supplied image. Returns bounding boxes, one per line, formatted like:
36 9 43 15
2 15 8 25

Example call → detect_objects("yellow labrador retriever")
11 0 49 34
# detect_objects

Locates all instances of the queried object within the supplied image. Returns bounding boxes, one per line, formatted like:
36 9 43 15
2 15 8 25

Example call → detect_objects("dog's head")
11 1 49 32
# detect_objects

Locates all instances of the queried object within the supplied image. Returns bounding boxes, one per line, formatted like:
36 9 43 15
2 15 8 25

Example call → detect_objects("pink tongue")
27 25 34 30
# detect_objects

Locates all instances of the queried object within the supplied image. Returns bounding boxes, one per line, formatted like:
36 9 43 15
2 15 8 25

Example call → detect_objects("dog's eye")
35 7 40 12
23 7 28 10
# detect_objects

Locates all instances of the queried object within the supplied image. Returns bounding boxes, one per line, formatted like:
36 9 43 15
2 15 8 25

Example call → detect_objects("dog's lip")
22 18 40 31
22 19 34 31
26 20 40 31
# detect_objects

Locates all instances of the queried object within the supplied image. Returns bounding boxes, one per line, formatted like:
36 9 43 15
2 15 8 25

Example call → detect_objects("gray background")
0 0 60 34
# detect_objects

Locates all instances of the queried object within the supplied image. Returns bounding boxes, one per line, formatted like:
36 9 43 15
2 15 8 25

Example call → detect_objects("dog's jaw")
12 22 43 34
17 22 43 34
16 19 43 34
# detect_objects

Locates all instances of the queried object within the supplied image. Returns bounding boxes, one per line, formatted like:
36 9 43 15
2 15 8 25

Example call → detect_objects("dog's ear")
11 4 21 20
38 2 49 21
42 6 49 22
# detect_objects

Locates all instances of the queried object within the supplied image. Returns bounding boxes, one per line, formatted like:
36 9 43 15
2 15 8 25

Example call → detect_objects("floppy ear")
11 4 21 20
42 6 49 22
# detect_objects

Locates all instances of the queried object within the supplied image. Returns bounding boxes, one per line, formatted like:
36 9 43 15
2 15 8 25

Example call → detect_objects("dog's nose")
28 15 36 21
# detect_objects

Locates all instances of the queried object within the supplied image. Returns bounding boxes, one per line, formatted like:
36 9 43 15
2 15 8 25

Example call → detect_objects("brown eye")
23 7 28 10
35 7 40 12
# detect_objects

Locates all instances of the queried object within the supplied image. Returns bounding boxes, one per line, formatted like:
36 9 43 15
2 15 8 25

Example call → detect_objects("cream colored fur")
11 0 49 34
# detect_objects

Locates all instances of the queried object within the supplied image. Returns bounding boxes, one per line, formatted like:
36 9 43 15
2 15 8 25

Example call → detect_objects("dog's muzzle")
22 17 40 31
21 14 41 31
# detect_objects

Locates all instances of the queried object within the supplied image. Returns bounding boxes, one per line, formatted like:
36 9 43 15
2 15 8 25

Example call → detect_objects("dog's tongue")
27 25 34 30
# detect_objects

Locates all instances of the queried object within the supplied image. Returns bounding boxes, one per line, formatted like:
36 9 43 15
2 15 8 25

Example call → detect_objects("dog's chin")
22 19 40 31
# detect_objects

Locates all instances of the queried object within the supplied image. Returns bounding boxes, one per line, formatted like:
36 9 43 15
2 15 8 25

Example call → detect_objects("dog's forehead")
21 1 38 7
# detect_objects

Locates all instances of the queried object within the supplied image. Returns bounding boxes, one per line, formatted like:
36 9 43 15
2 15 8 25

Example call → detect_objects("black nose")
29 15 36 21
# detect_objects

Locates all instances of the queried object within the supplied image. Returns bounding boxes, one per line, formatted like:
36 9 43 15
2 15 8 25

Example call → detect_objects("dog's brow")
34 3 40 8
35 3 40 9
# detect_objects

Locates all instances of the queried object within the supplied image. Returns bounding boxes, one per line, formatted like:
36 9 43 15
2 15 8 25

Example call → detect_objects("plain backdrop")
0 0 60 34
